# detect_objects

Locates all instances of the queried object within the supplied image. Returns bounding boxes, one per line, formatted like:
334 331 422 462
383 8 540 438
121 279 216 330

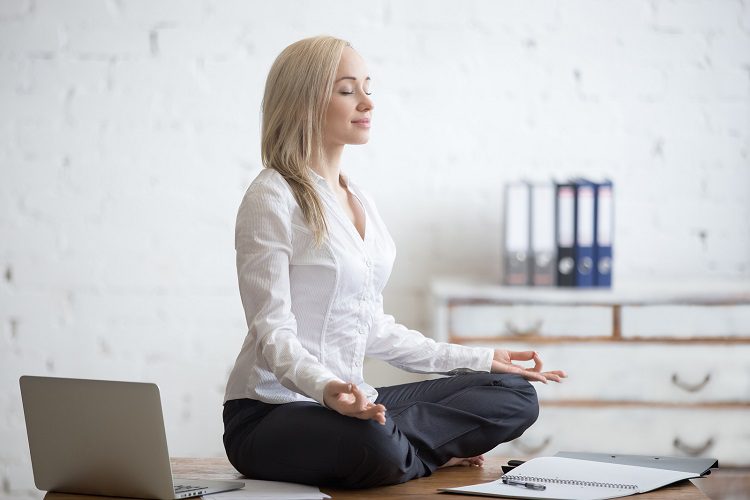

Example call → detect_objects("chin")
348 134 370 145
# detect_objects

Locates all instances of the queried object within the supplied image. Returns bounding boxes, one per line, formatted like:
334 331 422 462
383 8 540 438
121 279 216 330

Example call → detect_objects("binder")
555 451 717 475
529 181 556 286
554 181 576 287
573 178 596 288
594 180 614 288
503 181 531 286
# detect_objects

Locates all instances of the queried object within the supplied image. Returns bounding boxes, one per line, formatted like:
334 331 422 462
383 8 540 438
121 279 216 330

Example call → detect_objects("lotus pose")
222 35 566 489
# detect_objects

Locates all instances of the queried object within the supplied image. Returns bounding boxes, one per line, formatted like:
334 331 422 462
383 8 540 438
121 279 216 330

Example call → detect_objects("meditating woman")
222 35 566 489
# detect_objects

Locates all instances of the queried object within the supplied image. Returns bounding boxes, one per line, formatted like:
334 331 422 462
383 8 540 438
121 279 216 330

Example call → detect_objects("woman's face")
324 46 374 147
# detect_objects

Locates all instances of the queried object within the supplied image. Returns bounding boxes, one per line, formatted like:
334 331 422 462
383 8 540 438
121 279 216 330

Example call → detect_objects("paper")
439 456 698 500
204 478 330 499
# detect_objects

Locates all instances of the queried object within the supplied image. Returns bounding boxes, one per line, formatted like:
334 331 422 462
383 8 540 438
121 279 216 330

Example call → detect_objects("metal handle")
505 320 543 337
673 437 714 456
671 373 711 393
512 436 552 455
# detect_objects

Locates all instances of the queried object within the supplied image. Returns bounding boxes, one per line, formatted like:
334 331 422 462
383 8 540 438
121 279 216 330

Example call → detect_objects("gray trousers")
222 373 539 489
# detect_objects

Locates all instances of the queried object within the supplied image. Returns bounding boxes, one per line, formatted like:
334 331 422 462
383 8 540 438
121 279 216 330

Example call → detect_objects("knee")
345 420 407 472
520 382 540 428
512 375 539 413
337 420 424 488
499 375 539 435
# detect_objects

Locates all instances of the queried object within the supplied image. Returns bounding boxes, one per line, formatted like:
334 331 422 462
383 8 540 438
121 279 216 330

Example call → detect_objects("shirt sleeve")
364 292 494 374
235 182 340 406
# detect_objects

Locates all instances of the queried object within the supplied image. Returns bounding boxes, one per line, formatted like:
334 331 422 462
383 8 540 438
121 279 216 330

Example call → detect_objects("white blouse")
224 168 494 407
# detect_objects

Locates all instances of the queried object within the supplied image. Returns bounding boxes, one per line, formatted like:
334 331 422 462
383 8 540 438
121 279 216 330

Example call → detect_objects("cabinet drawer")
622 305 750 338
450 305 611 338
460 341 750 403
488 406 750 466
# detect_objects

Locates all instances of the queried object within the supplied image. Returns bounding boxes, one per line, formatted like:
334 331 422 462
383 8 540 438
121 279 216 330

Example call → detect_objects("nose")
358 92 374 112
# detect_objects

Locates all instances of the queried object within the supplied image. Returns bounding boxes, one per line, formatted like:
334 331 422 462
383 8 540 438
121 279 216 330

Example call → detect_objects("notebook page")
442 477 633 500
440 456 697 500
508 457 697 493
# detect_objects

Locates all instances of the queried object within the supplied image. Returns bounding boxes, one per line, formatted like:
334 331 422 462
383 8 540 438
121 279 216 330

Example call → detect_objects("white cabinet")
431 280 750 465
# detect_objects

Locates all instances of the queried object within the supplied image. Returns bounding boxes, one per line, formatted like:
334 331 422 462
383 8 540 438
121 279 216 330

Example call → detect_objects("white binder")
503 181 531 286
530 181 556 286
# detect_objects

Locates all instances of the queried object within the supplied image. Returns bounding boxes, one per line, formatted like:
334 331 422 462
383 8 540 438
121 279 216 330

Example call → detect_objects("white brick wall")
1 0 749 497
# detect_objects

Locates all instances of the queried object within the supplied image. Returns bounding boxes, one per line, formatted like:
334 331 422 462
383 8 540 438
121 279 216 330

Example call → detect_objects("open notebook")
438 456 707 500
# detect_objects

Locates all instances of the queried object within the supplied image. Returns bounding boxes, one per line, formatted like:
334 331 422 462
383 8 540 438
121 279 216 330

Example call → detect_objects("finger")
358 405 387 425
495 362 547 384
521 370 548 383
497 363 527 376
332 382 360 410
543 371 568 383
373 408 386 425
336 382 356 399
336 392 356 407
509 350 543 372
508 350 536 361
350 384 370 411
531 351 543 372
367 403 387 412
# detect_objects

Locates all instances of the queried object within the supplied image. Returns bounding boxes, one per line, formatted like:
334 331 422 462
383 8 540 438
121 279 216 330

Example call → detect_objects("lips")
352 118 370 124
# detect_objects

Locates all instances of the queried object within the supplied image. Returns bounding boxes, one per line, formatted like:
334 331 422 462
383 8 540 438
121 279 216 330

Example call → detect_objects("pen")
502 477 547 491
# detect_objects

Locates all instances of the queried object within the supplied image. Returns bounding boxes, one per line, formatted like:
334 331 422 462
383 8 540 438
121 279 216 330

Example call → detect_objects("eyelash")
340 91 372 96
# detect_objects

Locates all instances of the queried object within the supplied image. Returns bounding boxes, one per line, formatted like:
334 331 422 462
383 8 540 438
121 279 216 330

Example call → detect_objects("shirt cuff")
450 345 494 373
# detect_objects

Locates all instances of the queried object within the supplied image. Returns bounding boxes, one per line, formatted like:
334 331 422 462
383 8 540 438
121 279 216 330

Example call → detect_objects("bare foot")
439 454 485 468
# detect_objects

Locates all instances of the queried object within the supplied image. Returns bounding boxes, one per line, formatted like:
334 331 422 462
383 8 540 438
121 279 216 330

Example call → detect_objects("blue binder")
573 179 597 288
594 180 614 287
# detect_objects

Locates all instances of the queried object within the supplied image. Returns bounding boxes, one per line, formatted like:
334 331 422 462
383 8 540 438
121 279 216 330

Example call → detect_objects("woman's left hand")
491 349 567 384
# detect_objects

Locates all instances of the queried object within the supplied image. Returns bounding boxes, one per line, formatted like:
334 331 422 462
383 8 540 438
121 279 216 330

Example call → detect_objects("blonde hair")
261 35 351 246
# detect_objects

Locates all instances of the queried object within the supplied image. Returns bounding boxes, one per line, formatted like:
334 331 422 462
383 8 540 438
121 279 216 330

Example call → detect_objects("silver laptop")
20 375 244 499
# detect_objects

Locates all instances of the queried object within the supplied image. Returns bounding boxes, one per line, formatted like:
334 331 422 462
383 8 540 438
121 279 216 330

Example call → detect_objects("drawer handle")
505 320 543 337
512 436 552 455
671 373 711 393
673 437 714 456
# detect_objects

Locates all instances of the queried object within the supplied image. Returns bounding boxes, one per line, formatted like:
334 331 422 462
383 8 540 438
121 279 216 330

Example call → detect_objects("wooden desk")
41 456 708 500
168 456 708 500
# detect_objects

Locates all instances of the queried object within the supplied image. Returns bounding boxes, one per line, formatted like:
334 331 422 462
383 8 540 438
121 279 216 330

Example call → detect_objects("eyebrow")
335 76 371 83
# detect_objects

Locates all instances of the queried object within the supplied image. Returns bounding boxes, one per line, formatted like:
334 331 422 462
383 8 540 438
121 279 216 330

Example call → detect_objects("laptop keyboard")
174 484 208 494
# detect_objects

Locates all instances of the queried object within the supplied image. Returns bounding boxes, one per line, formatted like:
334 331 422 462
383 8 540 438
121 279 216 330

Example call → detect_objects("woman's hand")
323 380 387 425
491 349 567 384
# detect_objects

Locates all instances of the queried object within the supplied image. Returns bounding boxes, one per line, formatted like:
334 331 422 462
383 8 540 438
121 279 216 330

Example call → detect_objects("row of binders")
503 178 614 288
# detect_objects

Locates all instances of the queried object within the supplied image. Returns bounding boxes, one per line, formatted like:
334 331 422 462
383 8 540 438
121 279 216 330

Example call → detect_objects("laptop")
20 375 245 499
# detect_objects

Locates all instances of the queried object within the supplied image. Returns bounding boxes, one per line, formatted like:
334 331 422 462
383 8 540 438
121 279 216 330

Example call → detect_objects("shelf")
432 279 750 306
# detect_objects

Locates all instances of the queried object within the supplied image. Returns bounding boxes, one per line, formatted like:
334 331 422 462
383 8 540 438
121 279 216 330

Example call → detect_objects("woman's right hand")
323 380 387 425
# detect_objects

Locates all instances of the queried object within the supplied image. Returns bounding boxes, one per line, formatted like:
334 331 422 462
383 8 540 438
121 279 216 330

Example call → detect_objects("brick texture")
1 1 749 497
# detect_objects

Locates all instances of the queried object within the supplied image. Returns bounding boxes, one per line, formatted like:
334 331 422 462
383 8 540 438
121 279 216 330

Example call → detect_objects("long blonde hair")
261 35 351 246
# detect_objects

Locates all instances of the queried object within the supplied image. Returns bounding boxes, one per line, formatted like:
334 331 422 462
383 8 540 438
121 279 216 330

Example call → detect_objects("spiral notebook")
438 456 702 500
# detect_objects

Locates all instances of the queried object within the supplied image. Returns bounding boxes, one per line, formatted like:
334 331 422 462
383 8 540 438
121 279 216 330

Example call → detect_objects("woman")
223 35 566 489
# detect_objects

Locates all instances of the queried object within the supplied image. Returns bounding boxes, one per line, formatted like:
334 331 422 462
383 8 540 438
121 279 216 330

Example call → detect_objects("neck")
310 144 345 192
